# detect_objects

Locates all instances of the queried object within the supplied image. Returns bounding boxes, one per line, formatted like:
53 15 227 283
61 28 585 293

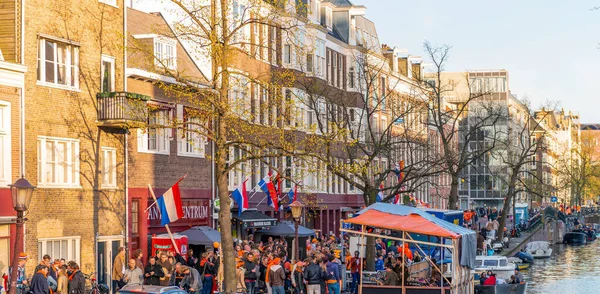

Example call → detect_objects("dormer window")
154 37 177 70
320 6 332 29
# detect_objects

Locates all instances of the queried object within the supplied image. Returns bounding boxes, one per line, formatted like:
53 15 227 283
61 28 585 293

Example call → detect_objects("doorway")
97 236 123 292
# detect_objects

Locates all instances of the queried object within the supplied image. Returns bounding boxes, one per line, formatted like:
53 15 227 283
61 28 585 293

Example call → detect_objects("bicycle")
83 273 110 294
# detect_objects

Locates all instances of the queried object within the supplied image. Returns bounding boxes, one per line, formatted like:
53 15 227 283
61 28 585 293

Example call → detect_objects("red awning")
345 210 460 239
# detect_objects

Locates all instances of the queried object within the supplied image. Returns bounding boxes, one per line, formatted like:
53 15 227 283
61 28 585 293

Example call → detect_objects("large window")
37 37 79 89
37 136 80 187
101 147 117 188
0 102 10 186
283 44 291 64
101 55 115 93
154 38 176 70
177 107 206 158
315 40 325 77
38 236 80 264
0 225 9 278
138 110 170 154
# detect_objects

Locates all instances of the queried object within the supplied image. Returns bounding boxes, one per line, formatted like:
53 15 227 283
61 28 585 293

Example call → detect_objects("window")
101 147 117 188
38 236 80 265
37 38 79 89
315 40 325 77
285 156 292 189
0 103 10 186
101 55 115 93
154 38 176 70
283 44 291 64
138 110 170 154
228 147 249 190
37 136 80 187
177 107 206 158
348 67 355 89
306 53 314 72
131 200 139 234
99 0 117 6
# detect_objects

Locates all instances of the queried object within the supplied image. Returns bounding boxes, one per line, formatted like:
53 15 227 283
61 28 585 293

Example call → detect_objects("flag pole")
144 175 188 213
148 184 181 255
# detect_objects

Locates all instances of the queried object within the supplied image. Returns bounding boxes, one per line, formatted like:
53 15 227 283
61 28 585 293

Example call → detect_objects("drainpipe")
123 0 130 258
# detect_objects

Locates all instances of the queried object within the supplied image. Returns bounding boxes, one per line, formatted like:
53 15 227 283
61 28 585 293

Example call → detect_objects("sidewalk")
500 224 545 257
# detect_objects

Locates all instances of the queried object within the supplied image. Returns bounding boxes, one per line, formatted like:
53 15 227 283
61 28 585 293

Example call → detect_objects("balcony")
97 92 150 128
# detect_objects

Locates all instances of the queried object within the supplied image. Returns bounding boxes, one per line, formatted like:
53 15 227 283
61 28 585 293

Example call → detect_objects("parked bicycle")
83 273 110 294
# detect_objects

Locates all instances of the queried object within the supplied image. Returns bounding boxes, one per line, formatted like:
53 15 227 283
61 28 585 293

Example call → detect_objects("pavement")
500 223 545 257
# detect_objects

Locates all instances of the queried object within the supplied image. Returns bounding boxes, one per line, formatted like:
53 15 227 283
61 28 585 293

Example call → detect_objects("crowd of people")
1 253 86 294
478 269 524 286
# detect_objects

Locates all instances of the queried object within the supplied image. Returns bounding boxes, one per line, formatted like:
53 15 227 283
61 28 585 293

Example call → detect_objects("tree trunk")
497 174 517 242
363 189 376 270
216 142 236 293
449 176 459 210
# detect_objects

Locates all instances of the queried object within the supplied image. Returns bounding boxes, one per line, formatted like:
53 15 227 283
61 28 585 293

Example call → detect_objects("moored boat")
525 241 552 258
472 255 517 280
474 283 527 294
564 232 587 245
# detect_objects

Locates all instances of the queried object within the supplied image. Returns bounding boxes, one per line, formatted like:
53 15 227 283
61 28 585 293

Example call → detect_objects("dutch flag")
376 183 384 202
157 181 184 226
232 179 249 216
258 173 279 211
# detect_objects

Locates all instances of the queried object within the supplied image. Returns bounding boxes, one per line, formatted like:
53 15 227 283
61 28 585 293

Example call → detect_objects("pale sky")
135 0 600 123
357 0 600 123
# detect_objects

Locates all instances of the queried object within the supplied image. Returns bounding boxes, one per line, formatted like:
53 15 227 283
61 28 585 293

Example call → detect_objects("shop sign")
148 199 210 227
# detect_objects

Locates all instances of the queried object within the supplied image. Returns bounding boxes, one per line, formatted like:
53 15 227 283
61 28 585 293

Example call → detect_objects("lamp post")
289 200 304 262
8 177 35 294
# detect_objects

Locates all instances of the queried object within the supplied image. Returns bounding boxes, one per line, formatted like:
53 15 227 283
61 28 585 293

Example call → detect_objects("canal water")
524 240 600 293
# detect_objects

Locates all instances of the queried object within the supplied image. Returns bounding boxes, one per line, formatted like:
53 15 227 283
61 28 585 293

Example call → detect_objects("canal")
525 240 600 293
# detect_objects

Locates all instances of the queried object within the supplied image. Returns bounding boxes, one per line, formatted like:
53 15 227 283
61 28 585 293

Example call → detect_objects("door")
97 237 123 292
97 241 107 286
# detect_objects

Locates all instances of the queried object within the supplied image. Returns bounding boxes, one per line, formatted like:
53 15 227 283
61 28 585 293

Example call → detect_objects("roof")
180 226 221 245
323 0 354 7
255 221 315 237
233 210 277 222
347 203 474 239
126 7 208 84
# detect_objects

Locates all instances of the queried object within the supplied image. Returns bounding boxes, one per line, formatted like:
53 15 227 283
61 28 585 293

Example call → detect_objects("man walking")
30 265 49 294
144 257 164 285
123 259 143 285
112 247 126 292
349 251 361 294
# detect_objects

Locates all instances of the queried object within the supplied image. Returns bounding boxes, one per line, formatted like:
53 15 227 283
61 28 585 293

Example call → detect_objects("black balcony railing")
97 92 150 127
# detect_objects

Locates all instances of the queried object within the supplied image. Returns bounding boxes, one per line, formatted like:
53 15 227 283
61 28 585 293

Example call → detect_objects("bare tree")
415 42 503 210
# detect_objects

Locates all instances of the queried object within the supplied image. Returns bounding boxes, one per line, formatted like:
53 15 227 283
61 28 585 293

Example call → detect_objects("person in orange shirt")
349 251 361 294
402 244 413 261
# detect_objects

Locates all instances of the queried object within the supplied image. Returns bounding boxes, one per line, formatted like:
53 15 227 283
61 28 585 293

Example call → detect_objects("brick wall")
22 0 125 274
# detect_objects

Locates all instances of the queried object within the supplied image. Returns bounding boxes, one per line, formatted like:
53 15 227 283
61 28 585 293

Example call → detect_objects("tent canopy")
180 226 221 245
347 203 473 239
345 203 477 269
255 221 315 237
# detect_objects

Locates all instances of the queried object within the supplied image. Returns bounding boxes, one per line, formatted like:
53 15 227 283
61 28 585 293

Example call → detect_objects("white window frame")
37 37 80 90
138 109 170 155
283 44 292 64
177 105 206 158
38 236 81 265
37 136 80 188
0 102 10 187
98 0 117 7
100 55 115 93
101 147 117 189
154 37 177 70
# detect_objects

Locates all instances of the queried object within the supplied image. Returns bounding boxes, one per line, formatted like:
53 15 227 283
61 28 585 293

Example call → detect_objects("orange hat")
18 252 28 260
312 239 318 244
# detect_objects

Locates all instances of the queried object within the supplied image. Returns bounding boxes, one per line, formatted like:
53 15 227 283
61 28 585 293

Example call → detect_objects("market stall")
341 203 476 294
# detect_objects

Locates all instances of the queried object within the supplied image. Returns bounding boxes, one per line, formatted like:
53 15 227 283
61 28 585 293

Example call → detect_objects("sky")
135 0 600 123
355 0 600 123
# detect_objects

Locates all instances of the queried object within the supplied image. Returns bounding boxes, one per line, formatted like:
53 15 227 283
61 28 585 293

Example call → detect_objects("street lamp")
8 177 35 293
289 201 304 262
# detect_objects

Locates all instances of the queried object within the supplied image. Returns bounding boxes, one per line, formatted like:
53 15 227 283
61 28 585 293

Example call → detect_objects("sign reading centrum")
148 199 210 227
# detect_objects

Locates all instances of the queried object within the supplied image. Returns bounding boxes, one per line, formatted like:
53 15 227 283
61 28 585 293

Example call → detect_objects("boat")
507 257 530 270
474 283 527 294
472 255 517 280
513 251 534 263
563 232 587 245
525 241 552 258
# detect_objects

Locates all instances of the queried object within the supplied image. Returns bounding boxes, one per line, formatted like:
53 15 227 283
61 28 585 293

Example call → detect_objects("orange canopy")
345 210 460 239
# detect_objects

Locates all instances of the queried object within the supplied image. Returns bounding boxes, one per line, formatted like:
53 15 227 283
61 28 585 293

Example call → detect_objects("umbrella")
255 221 315 237
180 226 221 245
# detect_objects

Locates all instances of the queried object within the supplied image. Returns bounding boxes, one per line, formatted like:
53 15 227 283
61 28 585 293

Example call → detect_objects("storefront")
232 209 277 241
128 187 211 259
0 189 16 284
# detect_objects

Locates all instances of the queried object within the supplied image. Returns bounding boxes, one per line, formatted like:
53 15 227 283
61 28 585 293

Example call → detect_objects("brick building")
0 0 127 290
